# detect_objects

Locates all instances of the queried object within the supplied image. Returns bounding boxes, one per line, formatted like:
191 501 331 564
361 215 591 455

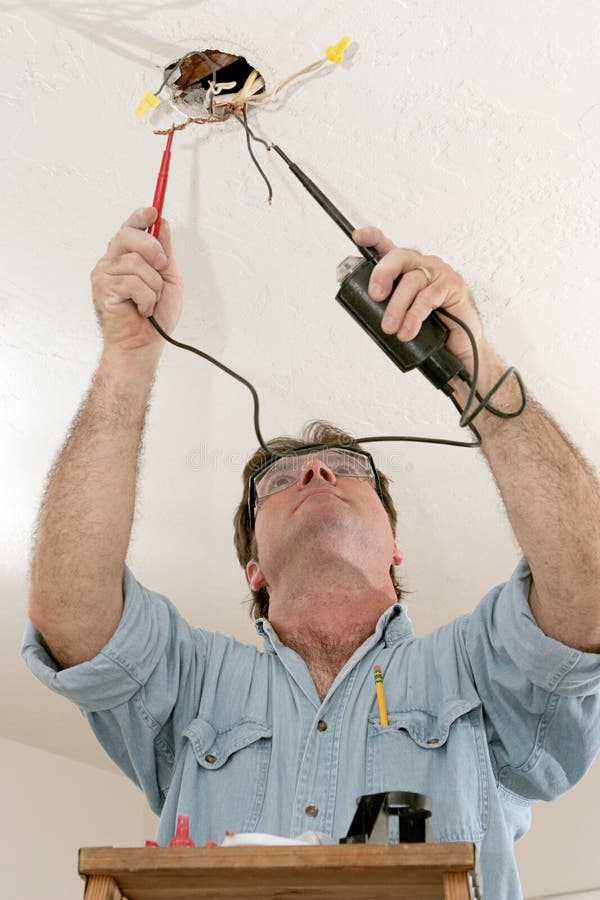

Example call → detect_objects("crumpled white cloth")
221 831 335 846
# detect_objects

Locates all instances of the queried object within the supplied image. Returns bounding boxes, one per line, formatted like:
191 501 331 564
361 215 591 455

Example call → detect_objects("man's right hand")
91 207 184 358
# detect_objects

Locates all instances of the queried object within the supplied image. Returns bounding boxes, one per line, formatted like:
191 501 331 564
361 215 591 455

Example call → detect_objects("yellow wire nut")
134 89 161 117
325 36 350 64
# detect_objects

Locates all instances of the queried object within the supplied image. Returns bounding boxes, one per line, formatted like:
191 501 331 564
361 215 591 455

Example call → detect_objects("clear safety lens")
255 448 374 499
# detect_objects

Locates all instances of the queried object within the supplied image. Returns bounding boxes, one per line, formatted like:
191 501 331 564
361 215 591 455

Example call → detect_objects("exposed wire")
154 114 228 134
236 69 261 104
203 78 237 113
153 50 236 133
154 48 334 124
148 36 349 124
151 48 340 199
231 107 273 204
153 101 274 201
196 51 219 115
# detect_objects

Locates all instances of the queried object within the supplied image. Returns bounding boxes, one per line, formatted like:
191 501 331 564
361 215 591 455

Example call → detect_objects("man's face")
246 451 403 594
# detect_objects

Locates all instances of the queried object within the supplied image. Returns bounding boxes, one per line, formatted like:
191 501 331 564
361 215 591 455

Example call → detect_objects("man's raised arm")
451 340 600 654
352 224 600 653
28 207 183 668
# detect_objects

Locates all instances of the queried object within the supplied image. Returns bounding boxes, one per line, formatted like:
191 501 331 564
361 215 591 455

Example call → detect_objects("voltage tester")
144 128 526 460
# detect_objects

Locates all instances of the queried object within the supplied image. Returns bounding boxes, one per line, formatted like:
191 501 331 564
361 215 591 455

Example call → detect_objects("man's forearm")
450 340 600 652
28 350 158 666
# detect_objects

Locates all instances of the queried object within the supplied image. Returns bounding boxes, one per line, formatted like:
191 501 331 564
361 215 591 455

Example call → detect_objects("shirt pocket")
366 699 487 842
183 717 273 834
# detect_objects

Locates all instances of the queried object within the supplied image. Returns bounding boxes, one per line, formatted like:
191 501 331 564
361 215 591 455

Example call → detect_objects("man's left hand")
352 226 484 375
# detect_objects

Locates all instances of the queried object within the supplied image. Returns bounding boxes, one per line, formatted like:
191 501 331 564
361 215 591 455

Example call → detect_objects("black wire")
229 108 273 204
147 299 527 460
229 108 272 150
155 50 202 96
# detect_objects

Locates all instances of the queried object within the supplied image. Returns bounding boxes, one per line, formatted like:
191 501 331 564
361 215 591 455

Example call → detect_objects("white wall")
516 757 600 898
0 736 146 899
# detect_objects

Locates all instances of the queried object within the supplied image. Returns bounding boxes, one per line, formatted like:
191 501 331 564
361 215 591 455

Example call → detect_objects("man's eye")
268 473 296 490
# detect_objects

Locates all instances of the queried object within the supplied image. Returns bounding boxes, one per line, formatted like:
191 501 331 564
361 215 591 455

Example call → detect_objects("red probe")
148 130 174 238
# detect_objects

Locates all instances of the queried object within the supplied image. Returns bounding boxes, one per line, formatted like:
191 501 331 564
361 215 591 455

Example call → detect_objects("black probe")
271 145 379 264
270 143 466 396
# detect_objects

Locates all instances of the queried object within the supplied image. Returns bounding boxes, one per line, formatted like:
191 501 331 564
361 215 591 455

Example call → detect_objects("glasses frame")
247 443 385 530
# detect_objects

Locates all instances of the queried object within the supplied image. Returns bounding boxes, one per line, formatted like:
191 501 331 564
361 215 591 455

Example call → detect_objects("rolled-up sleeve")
22 567 184 710
22 566 210 812
463 557 600 800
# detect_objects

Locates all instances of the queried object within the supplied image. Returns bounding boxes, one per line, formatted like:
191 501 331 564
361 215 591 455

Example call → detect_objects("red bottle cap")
168 814 195 847
145 840 160 847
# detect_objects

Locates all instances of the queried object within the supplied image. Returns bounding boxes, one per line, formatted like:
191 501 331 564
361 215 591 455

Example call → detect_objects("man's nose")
299 460 337 486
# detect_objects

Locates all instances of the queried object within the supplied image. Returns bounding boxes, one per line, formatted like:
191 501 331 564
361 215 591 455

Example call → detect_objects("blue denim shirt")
22 557 600 900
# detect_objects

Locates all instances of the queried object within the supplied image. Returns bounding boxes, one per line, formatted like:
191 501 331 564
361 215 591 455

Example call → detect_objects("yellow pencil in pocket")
373 665 388 726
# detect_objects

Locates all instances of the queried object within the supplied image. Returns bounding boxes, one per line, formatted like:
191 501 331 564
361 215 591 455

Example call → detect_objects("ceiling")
1 1 599 896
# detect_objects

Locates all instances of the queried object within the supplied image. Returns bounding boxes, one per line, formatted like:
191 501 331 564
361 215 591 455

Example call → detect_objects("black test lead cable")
147 314 273 456
149 303 524 457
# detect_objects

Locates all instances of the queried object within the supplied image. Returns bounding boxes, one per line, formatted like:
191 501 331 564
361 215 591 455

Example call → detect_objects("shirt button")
317 720 328 732
426 738 440 745
305 805 319 818
204 754 217 763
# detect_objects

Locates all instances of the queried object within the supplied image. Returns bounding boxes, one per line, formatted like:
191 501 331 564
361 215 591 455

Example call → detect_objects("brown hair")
233 420 403 620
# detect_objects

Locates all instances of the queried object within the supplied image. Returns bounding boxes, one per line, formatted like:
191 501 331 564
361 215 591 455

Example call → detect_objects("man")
23 207 600 899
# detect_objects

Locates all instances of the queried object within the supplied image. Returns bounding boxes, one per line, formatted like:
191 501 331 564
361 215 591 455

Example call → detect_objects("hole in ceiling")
163 50 265 118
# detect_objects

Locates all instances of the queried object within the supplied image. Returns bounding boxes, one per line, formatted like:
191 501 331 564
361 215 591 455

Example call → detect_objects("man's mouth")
296 487 343 509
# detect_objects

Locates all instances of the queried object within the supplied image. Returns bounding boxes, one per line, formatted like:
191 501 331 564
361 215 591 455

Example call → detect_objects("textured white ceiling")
1 1 599 895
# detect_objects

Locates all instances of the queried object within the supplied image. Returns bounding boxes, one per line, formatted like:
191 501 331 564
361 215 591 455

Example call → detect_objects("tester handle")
148 130 174 238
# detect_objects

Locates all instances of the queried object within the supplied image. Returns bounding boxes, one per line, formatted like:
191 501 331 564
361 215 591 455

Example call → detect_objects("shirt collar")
255 601 414 653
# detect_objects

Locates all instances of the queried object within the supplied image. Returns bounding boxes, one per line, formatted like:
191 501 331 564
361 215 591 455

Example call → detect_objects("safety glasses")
247 444 384 529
